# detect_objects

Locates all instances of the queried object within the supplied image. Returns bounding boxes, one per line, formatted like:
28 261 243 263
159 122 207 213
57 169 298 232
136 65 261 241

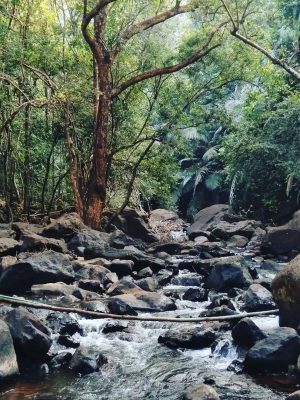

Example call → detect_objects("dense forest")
1 0 300 227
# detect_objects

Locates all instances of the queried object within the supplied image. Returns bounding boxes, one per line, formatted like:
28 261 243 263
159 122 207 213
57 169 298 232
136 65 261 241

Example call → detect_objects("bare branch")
0 73 29 100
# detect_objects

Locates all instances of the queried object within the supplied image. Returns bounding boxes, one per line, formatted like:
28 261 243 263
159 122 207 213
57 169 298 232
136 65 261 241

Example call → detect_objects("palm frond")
286 174 294 197
202 145 221 162
193 166 210 195
205 172 223 191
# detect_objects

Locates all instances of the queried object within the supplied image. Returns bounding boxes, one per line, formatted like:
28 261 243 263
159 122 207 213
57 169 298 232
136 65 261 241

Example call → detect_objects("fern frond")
202 145 221 162
286 174 294 197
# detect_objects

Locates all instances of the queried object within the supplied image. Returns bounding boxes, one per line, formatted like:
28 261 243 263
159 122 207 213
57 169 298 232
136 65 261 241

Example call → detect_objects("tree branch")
112 2 195 55
112 25 223 98
231 30 300 82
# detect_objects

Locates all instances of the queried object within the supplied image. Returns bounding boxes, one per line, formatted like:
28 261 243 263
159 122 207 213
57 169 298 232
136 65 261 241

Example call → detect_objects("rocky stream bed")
1 205 300 399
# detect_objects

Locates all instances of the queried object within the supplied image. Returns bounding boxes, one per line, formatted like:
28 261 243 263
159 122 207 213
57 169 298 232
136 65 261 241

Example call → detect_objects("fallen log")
0 294 279 323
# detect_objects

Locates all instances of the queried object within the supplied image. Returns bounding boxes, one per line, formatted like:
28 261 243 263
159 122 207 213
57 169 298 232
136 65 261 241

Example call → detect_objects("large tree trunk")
83 9 111 229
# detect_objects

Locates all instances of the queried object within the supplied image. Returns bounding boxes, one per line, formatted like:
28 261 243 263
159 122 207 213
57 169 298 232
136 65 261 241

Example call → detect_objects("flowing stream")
0 257 297 400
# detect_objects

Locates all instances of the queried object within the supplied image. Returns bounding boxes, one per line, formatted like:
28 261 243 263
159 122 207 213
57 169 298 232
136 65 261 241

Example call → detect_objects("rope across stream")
0 294 279 323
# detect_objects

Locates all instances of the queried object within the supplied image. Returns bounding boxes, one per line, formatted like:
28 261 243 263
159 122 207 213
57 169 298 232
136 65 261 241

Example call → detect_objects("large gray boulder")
245 327 300 373
0 251 75 294
20 233 67 253
69 346 107 375
158 326 216 349
42 213 87 240
206 259 252 291
0 238 20 256
67 229 110 255
5 308 52 362
272 255 300 328
262 226 300 255
187 204 230 240
243 284 276 312
0 320 19 381
108 291 176 313
211 220 259 240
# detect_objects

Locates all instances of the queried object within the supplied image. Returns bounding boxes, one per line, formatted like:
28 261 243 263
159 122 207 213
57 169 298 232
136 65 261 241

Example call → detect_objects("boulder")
187 204 230 240
104 208 158 244
135 277 158 292
107 298 138 316
102 321 128 334
182 288 208 302
6 308 52 362
183 384 220 400
232 318 267 347
244 327 300 373
58 335 80 349
171 273 202 287
262 226 300 255
69 346 107 375
0 238 20 256
72 261 117 287
206 259 252 291
106 279 140 296
12 222 42 240
211 220 259 240
49 351 72 370
20 233 67 253
243 284 276 312
148 209 187 242
0 251 75 294
84 246 165 272
78 279 104 294
107 259 134 277
42 213 87 241
108 291 176 313
0 320 19 381
288 210 300 231
181 255 243 277
138 267 153 278
31 282 77 297
226 235 249 248
272 255 300 328
158 327 216 349
67 229 110 255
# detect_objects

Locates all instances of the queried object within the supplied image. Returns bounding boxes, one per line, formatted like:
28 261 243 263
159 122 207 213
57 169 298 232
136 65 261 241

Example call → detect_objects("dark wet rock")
58 335 80 349
78 279 104 294
46 313 79 334
72 261 118 287
232 318 267 347
200 305 238 317
158 327 216 349
0 320 19 381
243 284 276 312
107 297 138 316
135 277 158 292
6 307 52 362
187 204 230 240
226 235 249 248
80 300 106 313
0 251 74 294
69 346 108 375
49 351 72 370
0 238 20 256
245 327 300 373
272 255 300 328
260 259 282 273
67 229 110 255
195 242 231 258
211 220 259 240
21 233 67 253
42 213 87 241
106 278 140 296
262 226 300 255
208 294 235 310
60 320 83 336
102 321 128 334
180 255 243 277
104 208 159 244
138 267 153 278
84 246 165 272
149 242 184 255
227 359 244 374
108 291 176 313
182 383 220 400
107 259 134 277
182 288 208 302
155 269 174 286
206 259 252 292
171 273 202 287
109 230 145 251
